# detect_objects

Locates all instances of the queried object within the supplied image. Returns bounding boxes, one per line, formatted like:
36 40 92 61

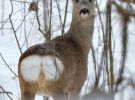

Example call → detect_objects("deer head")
72 0 94 22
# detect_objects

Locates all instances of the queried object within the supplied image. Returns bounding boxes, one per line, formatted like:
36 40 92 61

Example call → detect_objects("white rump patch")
42 56 64 80
21 56 41 81
20 55 64 81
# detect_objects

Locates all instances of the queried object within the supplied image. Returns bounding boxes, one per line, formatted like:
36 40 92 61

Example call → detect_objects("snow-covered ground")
0 0 135 100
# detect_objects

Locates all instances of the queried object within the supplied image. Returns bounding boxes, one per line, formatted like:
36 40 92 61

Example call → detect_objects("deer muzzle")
80 8 89 18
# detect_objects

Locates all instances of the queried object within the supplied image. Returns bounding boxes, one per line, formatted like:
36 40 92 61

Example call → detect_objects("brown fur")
123 0 135 3
18 0 95 100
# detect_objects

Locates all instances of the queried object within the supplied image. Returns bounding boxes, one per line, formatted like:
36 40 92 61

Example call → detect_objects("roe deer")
18 0 95 100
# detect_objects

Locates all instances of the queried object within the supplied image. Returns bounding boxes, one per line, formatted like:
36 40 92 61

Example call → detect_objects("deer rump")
19 35 87 97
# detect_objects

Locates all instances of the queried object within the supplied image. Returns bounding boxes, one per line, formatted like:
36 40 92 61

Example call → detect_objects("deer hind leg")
21 92 35 100
53 93 67 100
43 96 49 100
20 82 37 100
19 55 41 100
68 94 80 100
67 91 80 100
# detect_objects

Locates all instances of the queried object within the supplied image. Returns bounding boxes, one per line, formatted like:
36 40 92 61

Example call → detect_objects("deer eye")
75 0 79 3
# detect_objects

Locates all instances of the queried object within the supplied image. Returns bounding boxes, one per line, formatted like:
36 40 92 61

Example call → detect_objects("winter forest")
0 0 135 100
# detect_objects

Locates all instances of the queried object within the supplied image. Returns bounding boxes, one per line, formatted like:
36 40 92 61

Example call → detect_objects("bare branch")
34 1 47 40
0 86 13 100
62 0 69 35
9 0 22 54
111 1 130 91
0 53 18 77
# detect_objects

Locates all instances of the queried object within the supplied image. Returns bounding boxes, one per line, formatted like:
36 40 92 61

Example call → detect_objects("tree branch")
0 53 18 77
0 86 13 100
9 0 22 54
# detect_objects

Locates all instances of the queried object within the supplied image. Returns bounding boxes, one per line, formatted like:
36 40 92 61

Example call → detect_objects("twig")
35 2 47 39
11 0 30 3
23 1 28 48
111 1 135 17
62 0 69 35
0 86 13 100
107 0 114 91
91 45 99 89
55 0 63 32
21 15 35 49
9 0 22 54
0 53 18 77
1 0 5 36
47 0 53 42
91 0 108 90
0 8 24 30
15 12 30 32
112 1 129 91
95 0 105 35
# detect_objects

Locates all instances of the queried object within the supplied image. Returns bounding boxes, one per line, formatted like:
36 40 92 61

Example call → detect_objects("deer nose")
80 8 89 15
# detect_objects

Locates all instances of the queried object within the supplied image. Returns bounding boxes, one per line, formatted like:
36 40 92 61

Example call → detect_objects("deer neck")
68 17 94 56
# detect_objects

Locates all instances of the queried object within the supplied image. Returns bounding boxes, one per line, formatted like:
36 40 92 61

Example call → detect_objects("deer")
18 0 95 100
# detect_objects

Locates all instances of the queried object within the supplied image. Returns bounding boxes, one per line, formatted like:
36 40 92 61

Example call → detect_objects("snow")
0 36 20 100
